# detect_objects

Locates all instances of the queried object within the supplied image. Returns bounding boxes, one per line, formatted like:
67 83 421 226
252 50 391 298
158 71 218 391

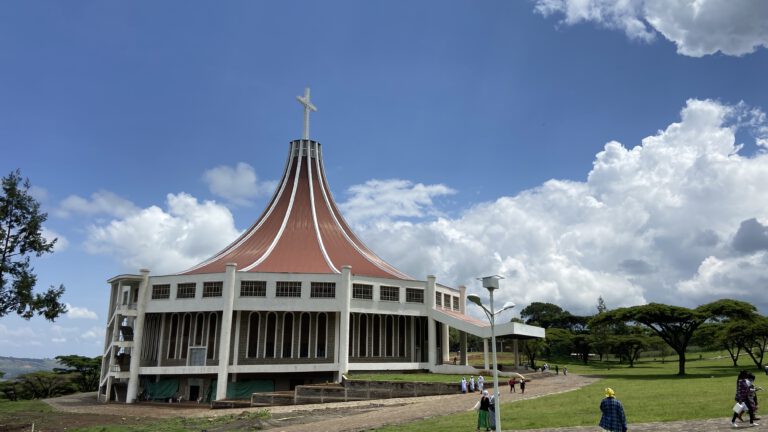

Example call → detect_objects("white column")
441 323 450 363
426 275 436 370
233 311 241 366
483 338 490 371
459 285 467 314
337 266 352 381
126 269 150 404
215 263 237 401
156 314 166 367
513 339 520 368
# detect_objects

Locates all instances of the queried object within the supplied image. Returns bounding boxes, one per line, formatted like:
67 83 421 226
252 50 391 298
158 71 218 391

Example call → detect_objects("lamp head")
501 301 516 311
478 275 504 291
467 294 483 307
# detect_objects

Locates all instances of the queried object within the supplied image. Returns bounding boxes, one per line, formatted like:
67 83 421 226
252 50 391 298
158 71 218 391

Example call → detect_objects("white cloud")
348 99 768 315
203 162 276 206
57 190 140 218
66 304 98 320
81 326 105 341
42 227 68 252
85 192 241 274
534 0 768 57
339 179 456 226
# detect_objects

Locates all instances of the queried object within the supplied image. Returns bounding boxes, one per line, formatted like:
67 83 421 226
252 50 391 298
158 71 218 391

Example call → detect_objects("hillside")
0 356 62 379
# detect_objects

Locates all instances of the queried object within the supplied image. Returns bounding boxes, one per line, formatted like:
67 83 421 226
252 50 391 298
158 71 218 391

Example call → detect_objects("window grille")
435 292 442 306
276 281 301 298
380 285 399 302
453 296 460 311
177 283 196 299
353 283 373 300
310 282 336 298
406 288 424 303
202 281 223 298
152 284 170 300
240 280 266 297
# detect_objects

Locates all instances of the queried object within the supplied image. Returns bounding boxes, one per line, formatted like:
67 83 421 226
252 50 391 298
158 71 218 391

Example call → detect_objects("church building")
98 89 544 403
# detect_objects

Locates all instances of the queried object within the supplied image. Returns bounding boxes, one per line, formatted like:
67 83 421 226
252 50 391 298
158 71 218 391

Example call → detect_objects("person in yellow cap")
599 388 627 432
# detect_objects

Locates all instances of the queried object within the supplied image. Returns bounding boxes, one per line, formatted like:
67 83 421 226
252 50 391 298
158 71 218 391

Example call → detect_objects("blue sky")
2 0 768 359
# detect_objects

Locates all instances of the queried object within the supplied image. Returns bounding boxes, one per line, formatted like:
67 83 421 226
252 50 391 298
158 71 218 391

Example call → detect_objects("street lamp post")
468 275 515 432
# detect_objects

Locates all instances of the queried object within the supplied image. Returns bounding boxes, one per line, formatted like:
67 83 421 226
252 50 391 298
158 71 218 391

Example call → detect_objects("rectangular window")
310 282 336 298
177 283 196 299
188 347 206 366
453 296 460 311
202 281 223 298
406 288 424 303
240 280 266 297
276 281 301 298
352 283 373 300
380 285 399 302
152 284 170 300
444 293 451 308
435 292 442 306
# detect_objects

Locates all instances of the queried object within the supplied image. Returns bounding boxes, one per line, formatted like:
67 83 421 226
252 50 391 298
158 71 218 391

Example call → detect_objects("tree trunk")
677 352 686 375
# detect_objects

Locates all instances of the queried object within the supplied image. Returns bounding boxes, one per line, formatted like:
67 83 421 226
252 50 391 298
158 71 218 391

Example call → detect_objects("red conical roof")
181 140 411 279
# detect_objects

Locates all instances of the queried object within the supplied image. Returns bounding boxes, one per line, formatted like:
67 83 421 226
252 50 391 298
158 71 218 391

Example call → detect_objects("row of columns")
121 264 463 403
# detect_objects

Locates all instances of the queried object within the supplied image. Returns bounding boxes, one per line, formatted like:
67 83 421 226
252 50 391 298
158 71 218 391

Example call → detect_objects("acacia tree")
591 299 756 375
0 170 66 320
54 355 102 392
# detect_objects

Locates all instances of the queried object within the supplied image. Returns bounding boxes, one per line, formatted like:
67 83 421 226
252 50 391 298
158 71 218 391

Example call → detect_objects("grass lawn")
375 351 757 431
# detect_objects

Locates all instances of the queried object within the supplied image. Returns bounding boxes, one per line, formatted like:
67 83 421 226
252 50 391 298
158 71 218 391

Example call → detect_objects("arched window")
207 313 217 359
181 313 191 359
265 312 276 358
247 312 260 358
299 313 310 358
372 315 380 356
282 313 294 358
398 316 406 357
194 312 204 345
316 313 327 358
386 315 394 357
359 314 367 357
168 314 179 358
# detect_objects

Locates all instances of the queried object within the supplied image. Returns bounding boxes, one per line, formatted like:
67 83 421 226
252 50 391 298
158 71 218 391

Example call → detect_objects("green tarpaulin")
141 377 179 400
208 379 274 401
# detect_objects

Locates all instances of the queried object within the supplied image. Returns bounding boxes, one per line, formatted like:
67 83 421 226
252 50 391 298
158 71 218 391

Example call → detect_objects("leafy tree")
543 327 573 358
16 371 76 399
724 317 768 370
0 170 66 320
520 302 566 328
591 299 756 375
597 296 607 314
54 355 102 392
610 333 651 367
520 338 546 369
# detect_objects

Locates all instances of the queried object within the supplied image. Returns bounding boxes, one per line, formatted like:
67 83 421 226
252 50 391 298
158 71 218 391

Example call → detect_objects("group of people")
507 376 526 393
460 375 485 393
731 370 762 427
474 389 497 431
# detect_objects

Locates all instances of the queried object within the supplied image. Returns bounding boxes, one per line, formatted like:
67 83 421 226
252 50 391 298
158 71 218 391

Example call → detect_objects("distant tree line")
509 297 764 376
0 355 100 401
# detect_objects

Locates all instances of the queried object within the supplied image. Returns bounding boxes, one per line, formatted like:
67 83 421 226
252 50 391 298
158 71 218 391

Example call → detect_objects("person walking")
476 390 491 432
520 378 526 394
478 375 485 392
488 394 497 431
732 370 759 427
599 388 627 432
509 377 516 393
461 377 468 394
470 376 476 392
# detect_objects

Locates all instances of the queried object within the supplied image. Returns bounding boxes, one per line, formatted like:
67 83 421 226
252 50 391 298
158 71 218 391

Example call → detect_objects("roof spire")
296 87 317 140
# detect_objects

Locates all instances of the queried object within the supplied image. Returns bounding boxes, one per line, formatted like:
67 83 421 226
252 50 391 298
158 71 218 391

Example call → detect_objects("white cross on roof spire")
296 88 317 140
